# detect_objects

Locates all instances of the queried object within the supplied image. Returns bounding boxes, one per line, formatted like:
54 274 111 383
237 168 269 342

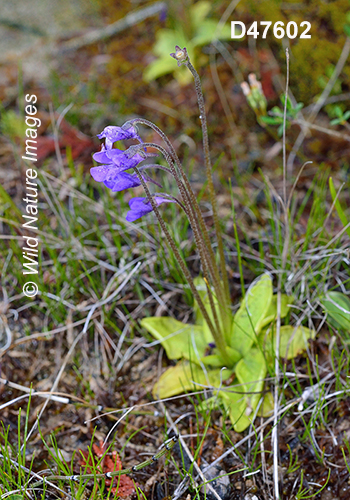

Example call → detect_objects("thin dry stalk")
272 47 290 500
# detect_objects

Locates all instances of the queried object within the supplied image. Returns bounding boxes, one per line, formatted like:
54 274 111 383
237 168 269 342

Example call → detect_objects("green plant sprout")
143 1 231 84
258 93 304 135
329 105 350 127
240 74 308 135
90 46 315 432
295 468 330 499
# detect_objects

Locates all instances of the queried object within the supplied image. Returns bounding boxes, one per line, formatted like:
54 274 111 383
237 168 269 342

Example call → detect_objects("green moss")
236 0 350 103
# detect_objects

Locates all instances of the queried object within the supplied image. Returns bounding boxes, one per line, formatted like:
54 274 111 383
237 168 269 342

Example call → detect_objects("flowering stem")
184 60 231 312
133 165 232 366
127 119 229 332
184 193 224 337
130 135 226 296
126 122 223 275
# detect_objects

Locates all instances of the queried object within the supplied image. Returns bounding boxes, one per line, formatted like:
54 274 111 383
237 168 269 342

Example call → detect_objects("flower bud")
241 75 267 121
248 73 262 91
170 46 188 66
240 82 251 97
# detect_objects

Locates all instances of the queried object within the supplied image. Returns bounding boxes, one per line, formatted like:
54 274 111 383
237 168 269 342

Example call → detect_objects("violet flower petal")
126 198 153 222
90 165 116 182
107 149 144 169
92 149 110 164
126 196 175 222
97 125 141 148
104 172 142 192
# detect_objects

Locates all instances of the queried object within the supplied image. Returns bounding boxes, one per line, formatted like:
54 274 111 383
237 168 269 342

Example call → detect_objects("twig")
282 49 289 205
59 2 166 52
292 118 350 141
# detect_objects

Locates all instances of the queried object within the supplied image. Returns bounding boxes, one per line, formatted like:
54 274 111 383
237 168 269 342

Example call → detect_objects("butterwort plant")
90 46 315 431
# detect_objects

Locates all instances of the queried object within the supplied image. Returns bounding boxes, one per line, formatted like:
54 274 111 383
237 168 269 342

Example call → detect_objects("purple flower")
92 146 144 170
104 172 142 192
97 125 141 148
126 196 175 222
90 145 146 185
91 124 171 213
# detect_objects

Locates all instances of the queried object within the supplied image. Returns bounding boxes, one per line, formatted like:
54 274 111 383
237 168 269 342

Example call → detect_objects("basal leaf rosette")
142 273 315 431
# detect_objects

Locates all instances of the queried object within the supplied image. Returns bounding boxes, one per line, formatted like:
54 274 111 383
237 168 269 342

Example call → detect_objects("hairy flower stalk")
170 46 232 337
126 141 222 290
129 139 225 340
126 143 227 359
125 118 229 335
132 164 231 365
186 61 231 305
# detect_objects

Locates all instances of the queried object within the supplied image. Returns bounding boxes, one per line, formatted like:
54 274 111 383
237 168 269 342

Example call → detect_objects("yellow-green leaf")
220 388 250 432
191 20 231 46
261 294 293 328
201 354 224 367
260 325 316 360
257 391 274 417
141 316 208 362
190 1 211 30
143 57 179 82
236 348 267 418
193 277 219 344
153 29 188 57
219 349 267 432
144 28 193 82
200 345 241 367
235 349 267 395
153 360 232 399
230 273 273 356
